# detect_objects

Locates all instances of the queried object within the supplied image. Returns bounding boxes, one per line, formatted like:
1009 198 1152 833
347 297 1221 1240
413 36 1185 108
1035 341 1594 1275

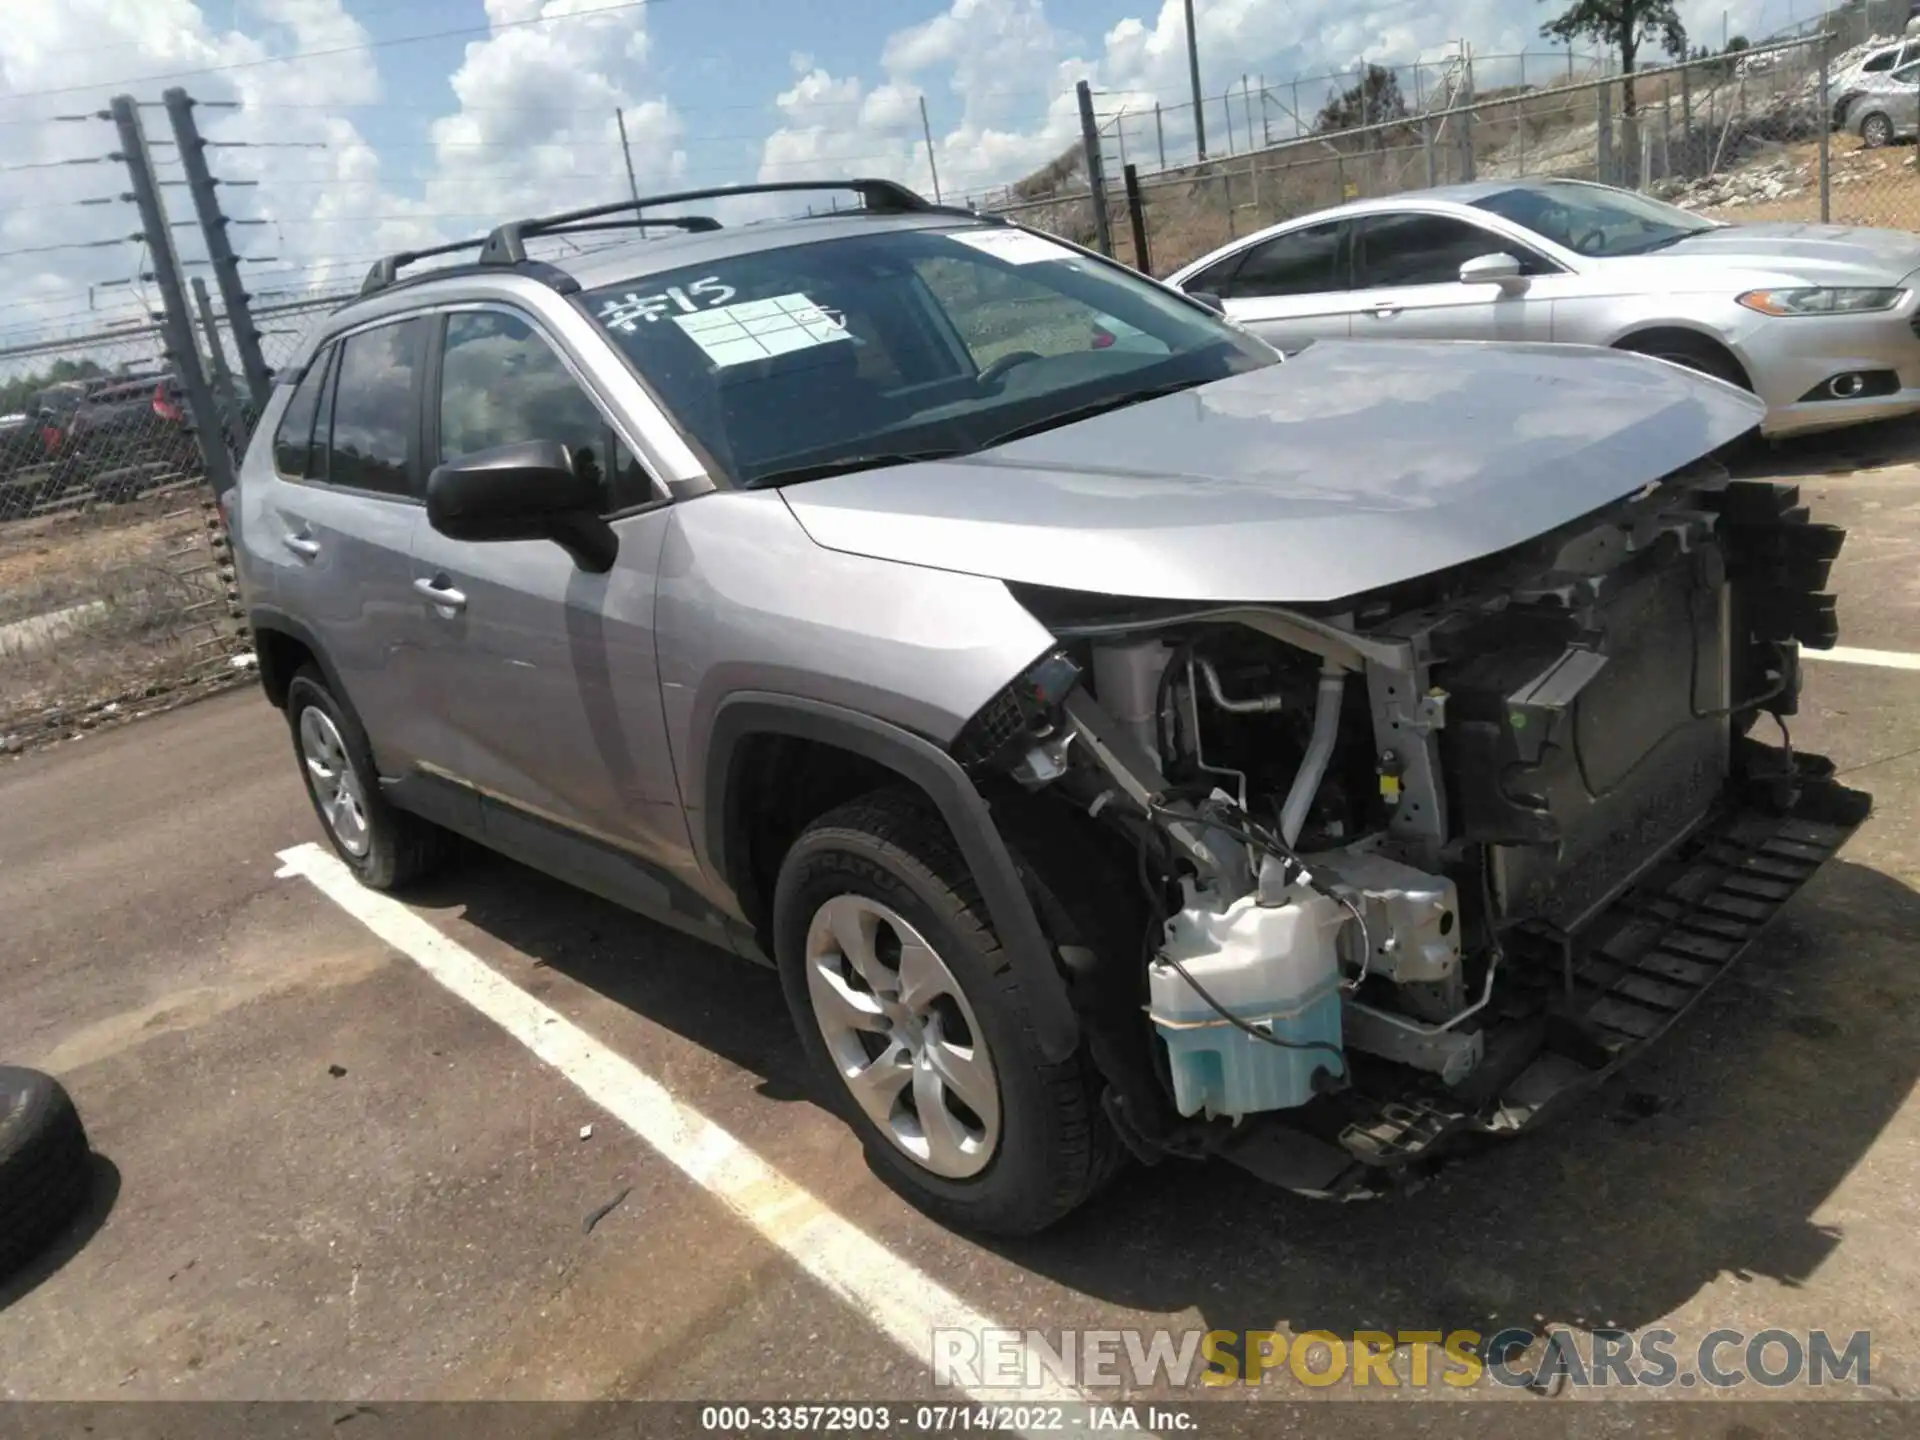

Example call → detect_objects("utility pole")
919 95 943 202
1154 102 1167 169
112 94 234 500
1075 79 1114 256
164 88 272 415
615 106 648 236
615 107 642 204
1183 0 1207 160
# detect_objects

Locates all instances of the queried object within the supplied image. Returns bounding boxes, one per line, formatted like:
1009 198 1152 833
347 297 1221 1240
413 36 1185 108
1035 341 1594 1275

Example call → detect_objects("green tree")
0 357 105 416
1539 0 1688 114
1314 63 1409 135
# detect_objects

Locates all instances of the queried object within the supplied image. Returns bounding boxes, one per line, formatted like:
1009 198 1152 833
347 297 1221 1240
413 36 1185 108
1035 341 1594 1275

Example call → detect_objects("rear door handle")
281 533 320 559
1365 301 1400 318
414 575 468 612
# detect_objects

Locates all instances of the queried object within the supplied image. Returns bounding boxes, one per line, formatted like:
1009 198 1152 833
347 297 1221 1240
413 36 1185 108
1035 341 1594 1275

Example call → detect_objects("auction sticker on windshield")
947 228 1079 265
672 293 853 368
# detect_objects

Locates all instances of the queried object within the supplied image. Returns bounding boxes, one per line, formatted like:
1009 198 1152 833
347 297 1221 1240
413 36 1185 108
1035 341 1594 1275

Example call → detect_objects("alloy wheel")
803 894 1001 1179
298 706 372 858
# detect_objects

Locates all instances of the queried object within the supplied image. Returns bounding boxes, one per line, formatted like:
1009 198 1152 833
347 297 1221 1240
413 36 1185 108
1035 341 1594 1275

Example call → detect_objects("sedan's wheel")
1862 112 1894 148
285 666 447 890
773 789 1117 1235
804 895 1001 1179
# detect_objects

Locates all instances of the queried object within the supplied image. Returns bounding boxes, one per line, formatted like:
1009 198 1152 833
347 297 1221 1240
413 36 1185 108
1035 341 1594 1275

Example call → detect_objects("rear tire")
0 1067 92 1283
285 666 447 890
772 788 1117 1236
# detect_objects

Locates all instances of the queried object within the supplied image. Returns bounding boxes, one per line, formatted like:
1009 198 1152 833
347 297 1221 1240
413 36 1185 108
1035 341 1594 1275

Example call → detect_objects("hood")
1647 221 1920 283
780 339 1763 606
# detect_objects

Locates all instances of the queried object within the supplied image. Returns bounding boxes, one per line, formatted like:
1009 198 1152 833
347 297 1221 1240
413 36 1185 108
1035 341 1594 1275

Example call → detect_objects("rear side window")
325 318 426 497
1217 220 1347 299
272 348 333 478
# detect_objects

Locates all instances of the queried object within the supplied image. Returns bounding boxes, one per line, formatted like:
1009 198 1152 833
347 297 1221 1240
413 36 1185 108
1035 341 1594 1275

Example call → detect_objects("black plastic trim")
246 606 347 710
704 693 1080 1063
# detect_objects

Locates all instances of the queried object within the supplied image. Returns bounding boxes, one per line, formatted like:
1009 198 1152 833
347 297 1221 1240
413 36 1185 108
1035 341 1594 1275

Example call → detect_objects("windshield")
1471 182 1718 257
581 224 1274 487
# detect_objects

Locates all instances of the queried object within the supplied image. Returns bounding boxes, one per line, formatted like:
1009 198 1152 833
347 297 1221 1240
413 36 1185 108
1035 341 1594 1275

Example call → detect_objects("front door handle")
414 575 468 612
1365 301 1400 318
282 533 320 559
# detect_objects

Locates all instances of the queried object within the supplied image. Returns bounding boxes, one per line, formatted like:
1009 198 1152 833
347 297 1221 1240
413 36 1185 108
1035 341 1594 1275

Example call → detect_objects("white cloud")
422 0 683 238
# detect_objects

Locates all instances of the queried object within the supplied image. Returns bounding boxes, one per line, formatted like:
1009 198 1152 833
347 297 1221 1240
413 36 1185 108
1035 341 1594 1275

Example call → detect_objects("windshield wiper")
973 378 1205 450
1622 231 1697 255
747 449 966 488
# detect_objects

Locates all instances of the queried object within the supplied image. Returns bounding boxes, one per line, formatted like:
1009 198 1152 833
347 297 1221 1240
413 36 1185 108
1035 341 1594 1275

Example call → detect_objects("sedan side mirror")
1459 252 1529 293
426 438 618 572
1188 290 1227 315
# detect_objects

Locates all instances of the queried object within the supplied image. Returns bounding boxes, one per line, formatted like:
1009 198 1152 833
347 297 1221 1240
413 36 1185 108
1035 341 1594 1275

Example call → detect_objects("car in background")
47 374 201 500
1832 57 1920 146
1165 177 1920 438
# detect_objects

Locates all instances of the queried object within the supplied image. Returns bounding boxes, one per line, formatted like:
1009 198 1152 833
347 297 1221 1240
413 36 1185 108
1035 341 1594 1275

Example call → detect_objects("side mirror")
426 438 618 572
1459 252 1528 292
1188 290 1227 315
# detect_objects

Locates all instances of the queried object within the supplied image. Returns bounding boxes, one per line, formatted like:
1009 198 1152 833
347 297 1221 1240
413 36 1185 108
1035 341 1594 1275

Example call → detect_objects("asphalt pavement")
1 452 1916 1421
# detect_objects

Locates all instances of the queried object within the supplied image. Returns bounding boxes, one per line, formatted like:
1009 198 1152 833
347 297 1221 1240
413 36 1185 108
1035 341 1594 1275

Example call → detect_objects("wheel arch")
1610 324 1755 390
247 606 344 711
704 692 1080 1063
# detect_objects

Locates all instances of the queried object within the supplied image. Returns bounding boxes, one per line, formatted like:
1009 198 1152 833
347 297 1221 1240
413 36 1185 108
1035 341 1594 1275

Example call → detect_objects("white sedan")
1164 177 1920 437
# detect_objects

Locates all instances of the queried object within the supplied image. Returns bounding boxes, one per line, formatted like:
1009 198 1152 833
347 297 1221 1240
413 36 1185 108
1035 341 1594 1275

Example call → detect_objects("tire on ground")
285 665 448 890
0 1067 93 1283
772 787 1117 1236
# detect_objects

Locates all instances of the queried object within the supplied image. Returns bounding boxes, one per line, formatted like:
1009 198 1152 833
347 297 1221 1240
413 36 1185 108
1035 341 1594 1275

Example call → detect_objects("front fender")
705 692 1081 1064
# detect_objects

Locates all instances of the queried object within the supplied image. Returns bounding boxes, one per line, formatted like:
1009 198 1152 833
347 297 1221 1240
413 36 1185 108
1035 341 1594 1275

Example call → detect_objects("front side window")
325 318 426 496
438 310 655 513
272 346 333 477
582 224 1272 488
1352 213 1521 288
1219 220 1347 299
1472 181 1716 257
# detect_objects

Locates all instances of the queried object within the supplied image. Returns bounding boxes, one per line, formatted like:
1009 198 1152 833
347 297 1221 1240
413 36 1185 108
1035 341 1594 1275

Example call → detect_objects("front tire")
772 789 1115 1236
1861 112 1894 149
285 666 446 890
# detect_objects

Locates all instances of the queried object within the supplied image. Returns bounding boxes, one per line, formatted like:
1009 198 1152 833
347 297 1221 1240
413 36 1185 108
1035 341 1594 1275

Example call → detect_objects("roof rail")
359 235 490 296
477 178 938 265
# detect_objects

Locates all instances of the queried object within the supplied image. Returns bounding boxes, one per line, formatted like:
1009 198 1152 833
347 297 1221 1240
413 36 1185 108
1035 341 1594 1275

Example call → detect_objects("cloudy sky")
1 0 1801 343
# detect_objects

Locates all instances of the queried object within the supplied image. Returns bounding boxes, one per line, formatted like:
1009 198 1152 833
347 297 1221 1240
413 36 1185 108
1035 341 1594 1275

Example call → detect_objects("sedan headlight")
1737 287 1905 316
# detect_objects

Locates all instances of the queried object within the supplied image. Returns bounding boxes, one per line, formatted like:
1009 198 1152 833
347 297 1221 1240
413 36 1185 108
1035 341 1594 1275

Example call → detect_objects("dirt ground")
0 416 1916 1433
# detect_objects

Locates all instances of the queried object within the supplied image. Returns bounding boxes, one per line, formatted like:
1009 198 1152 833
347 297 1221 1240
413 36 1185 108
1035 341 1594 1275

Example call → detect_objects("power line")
0 0 666 104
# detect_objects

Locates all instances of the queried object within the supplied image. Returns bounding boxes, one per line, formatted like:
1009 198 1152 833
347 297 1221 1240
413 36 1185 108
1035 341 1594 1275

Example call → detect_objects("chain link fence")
0 324 250 750
993 31 1911 279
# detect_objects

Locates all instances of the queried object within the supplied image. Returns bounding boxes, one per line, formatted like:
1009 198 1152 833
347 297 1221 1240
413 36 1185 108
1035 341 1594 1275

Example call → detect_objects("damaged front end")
949 471 1873 1198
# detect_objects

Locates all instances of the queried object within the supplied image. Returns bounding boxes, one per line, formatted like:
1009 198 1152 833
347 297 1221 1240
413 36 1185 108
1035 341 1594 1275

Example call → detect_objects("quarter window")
324 318 426 497
271 346 332 478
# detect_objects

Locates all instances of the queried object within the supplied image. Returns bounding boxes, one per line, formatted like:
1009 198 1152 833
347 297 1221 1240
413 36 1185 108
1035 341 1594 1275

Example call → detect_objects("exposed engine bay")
953 469 1872 1196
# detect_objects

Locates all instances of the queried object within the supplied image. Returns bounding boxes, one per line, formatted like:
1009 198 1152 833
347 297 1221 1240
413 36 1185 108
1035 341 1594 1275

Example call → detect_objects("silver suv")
233 180 1870 1235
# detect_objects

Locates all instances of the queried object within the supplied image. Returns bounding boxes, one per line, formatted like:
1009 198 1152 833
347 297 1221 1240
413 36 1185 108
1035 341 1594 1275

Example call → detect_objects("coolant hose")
1279 663 1347 847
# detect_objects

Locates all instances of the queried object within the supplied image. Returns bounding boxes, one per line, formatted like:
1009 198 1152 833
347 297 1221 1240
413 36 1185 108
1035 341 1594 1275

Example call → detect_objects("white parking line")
274 842 1086 1414
1803 646 1920 672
